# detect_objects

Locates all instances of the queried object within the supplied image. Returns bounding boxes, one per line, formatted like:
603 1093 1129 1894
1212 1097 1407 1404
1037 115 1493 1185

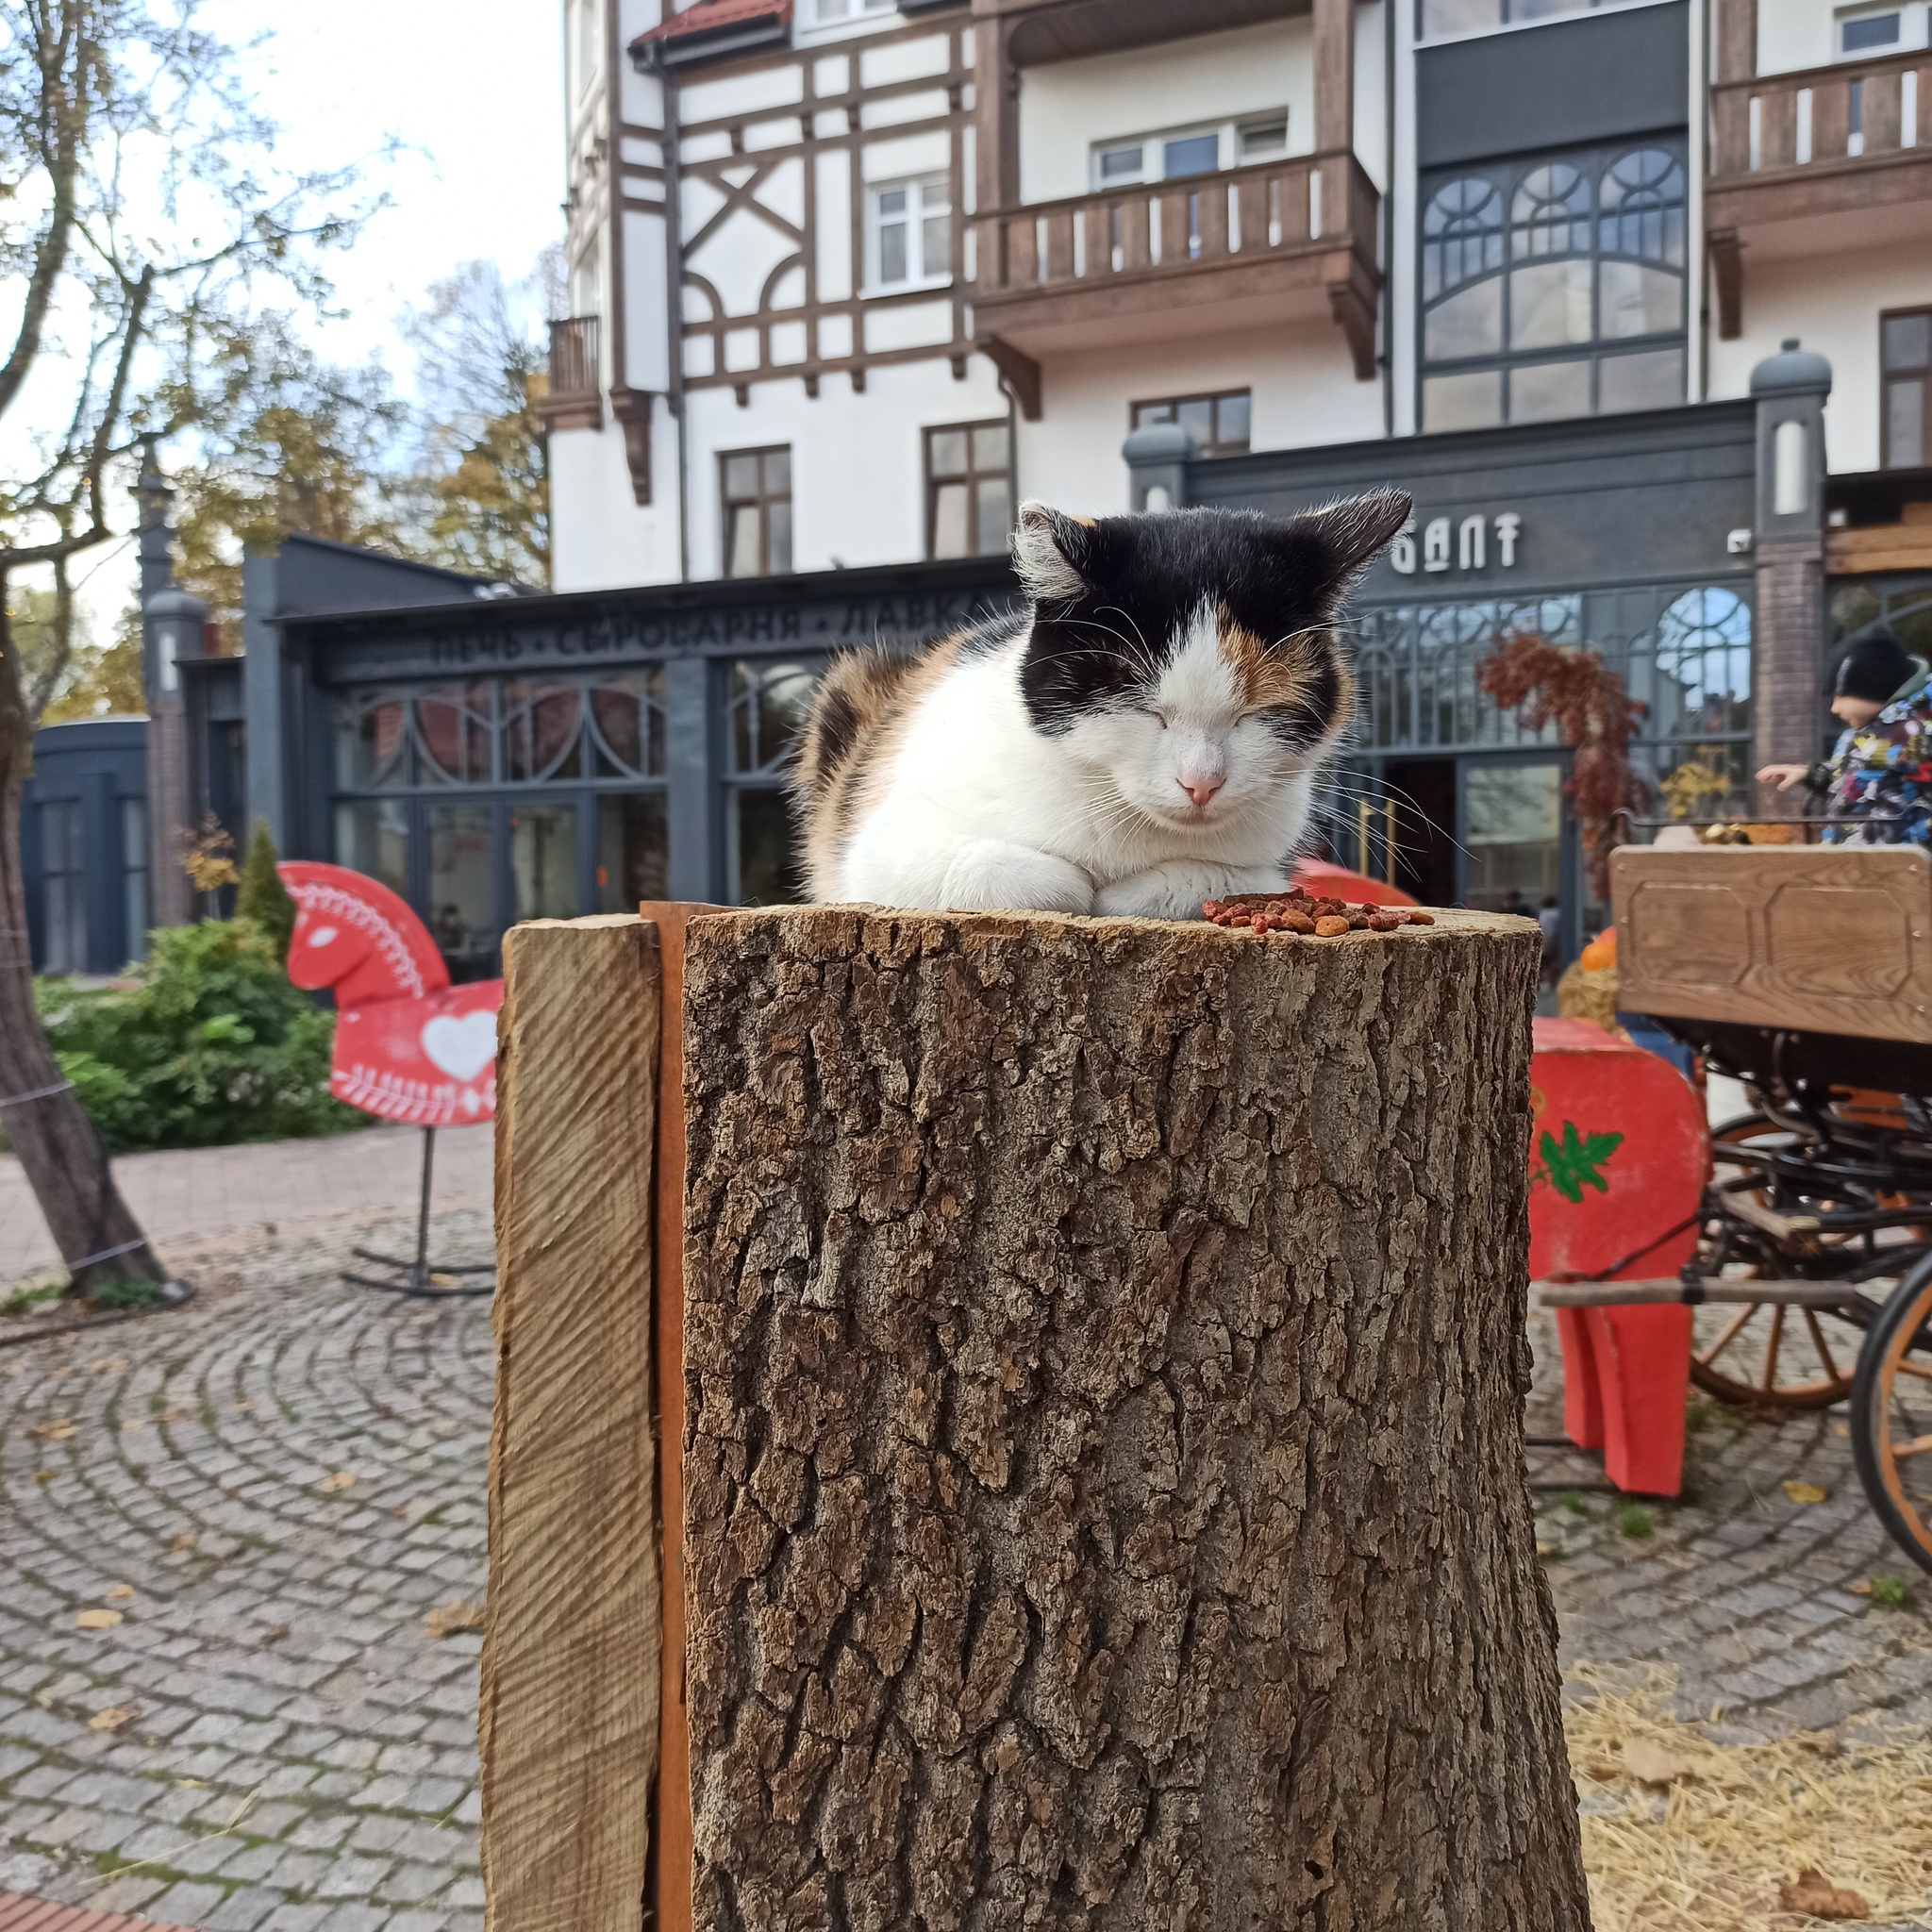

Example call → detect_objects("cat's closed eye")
1145 708 1170 728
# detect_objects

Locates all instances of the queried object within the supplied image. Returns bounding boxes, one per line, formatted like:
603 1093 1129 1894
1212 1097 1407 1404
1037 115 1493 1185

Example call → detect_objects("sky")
65 0 567 634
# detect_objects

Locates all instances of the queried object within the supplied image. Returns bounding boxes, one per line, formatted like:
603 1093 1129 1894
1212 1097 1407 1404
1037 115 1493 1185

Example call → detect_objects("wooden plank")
635 903 723 1932
1236 172 1270 252
1611 845 1932 1045
1826 522 1932 573
1536 1279 1867 1307
1759 85 1797 169
1866 66 1903 151
1042 207 1074 283
483 914 662 1932
1119 192 1153 273
1812 74 1851 161
1197 177 1230 260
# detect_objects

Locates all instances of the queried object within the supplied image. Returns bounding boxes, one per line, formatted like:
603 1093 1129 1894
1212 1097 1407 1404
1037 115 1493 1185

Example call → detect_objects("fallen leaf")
1832 1420 1851 1437
105 1584 133 1600
75 1608 123 1630
1623 1737 1699 1786
258 1625 289 1645
1536 1540 1554 1556
391 1504 409 1519
231 1400 251 1411
88 1357 126 1372
167 1533 196 1551
89 1705 138 1732
30 1418 74 1441
174 1777 207 1790
1784 1479 1828 1505
1795 1728 1844 1757
318 1472 356 1492
158 1409 186 1424
121 1418 148 1433
1851 1579 1874 1596
49 1365 71 1379
32 1470 54 1483
425 1599 487 1638
1778 1868 1870 1919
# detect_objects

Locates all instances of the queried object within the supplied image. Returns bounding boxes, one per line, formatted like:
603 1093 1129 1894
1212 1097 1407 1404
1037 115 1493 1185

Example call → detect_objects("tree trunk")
681 907 1585 1932
0 581 166 1296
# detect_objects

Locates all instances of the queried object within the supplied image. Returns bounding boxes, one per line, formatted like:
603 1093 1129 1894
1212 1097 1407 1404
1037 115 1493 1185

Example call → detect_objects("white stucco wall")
1707 250 1932 474
1018 24 1318 203
679 356 1011 580
1756 0 1834 74
549 405 685 591
1016 326 1387 519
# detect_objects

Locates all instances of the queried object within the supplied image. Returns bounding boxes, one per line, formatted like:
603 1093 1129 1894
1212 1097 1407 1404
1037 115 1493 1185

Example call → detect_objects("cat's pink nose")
1178 773 1224 808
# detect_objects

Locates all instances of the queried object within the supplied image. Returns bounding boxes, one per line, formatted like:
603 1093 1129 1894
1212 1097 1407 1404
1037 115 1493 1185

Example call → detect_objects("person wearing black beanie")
1757 622 1932 841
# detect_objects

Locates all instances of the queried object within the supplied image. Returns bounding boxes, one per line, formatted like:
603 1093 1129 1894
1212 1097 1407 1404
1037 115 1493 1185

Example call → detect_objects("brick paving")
0 1127 492 1291
0 1889 191 1928
4 1147 1932 1925
0 1210 494 1932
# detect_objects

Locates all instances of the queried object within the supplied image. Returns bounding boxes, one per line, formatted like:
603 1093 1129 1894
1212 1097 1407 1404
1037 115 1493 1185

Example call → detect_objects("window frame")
1130 391 1254 459
1882 306 1932 470
1416 0 1678 47
720 445 794 579
1416 140 1689 434
866 175 953 294
924 420 1015 560
1090 115 1289 192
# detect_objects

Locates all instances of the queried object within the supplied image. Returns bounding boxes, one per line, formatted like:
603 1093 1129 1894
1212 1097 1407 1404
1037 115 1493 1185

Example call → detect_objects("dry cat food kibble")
1201 889 1438 938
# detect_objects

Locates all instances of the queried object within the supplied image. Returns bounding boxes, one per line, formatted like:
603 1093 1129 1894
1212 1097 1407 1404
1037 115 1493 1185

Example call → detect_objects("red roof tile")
631 0 792 48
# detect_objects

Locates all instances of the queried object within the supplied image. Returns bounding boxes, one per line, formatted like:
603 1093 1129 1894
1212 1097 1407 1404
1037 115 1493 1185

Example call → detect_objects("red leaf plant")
1474 633 1648 898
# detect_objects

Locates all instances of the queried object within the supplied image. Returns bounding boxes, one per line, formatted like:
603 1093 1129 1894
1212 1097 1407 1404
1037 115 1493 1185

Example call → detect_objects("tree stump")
681 908 1586 1932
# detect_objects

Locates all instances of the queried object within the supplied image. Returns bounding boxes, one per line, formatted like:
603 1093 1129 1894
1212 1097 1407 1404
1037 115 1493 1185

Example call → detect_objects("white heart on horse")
421 1010 496 1083
308 925 338 947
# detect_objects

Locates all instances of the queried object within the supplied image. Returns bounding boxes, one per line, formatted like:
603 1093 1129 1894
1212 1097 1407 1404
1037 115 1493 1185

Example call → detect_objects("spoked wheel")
1852 1253 1932 1578
1691 1112 1891 1408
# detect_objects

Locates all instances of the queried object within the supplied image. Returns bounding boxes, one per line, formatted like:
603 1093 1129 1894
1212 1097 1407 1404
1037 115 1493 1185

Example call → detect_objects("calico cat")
793 489 1410 918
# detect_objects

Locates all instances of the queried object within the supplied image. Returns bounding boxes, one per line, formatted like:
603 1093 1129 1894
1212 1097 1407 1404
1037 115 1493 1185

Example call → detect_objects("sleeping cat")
793 489 1410 918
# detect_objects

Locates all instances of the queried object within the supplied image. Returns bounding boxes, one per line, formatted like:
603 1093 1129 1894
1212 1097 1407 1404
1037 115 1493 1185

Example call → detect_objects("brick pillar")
1749 341 1833 817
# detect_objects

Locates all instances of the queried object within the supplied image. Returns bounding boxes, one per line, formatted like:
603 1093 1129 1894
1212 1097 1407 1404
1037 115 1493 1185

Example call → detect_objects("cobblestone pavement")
0 1209 494 1932
5 1221 1932 1927
0 1125 492 1290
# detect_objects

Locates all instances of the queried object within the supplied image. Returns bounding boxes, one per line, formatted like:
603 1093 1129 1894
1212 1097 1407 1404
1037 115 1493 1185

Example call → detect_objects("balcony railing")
1711 48 1928 179
541 316 603 432
970 152 1382 377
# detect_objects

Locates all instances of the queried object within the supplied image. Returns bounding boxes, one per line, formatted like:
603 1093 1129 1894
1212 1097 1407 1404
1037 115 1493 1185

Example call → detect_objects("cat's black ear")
1275 488 1413 613
1013 501 1119 603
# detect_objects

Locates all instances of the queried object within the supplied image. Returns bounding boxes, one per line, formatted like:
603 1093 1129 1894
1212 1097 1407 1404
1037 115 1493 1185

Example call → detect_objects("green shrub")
37 920 367 1151
234 818 296 962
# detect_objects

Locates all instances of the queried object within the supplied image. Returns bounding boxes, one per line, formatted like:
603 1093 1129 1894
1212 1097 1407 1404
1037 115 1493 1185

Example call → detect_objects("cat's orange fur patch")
1217 623 1341 720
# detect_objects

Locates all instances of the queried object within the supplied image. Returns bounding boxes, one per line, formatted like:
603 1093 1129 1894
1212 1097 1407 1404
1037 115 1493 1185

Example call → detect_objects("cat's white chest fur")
836 628 1316 920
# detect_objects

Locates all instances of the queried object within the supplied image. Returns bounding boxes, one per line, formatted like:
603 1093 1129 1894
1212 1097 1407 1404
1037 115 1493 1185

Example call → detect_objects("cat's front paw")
1095 863 1288 920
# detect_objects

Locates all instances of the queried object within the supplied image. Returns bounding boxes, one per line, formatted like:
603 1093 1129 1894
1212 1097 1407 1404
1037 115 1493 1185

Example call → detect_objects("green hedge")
37 919 368 1152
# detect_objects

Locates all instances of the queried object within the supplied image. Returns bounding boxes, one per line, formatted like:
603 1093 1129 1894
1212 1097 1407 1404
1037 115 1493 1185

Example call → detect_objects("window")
41 798 85 974
1884 309 1931 468
121 796 148 962
722 448 792 577
1418 0 1661 42
1132 391 1253 458
727 659 824 904
1092 117 1287 190
926 422 1012 558
1840 7 1903 51
1419 142 1686 432
871 175 951 290
815 0 893 19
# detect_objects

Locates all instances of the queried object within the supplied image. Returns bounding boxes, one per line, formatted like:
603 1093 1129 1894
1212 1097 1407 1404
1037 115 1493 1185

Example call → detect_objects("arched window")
1420 141 1687 431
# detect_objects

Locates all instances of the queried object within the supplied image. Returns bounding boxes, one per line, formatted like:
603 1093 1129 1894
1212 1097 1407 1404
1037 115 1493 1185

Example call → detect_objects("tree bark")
681 907 1585 1932
0 580 166 1295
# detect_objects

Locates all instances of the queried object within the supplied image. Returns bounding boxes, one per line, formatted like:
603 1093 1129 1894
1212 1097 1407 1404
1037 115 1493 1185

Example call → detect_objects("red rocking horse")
279 861 501 1297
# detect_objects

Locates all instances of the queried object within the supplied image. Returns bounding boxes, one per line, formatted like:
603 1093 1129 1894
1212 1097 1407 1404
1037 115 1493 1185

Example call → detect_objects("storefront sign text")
1389 513 1522 575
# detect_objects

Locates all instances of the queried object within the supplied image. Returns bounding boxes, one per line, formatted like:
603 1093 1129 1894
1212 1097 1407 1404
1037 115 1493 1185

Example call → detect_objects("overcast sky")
68 0 567 631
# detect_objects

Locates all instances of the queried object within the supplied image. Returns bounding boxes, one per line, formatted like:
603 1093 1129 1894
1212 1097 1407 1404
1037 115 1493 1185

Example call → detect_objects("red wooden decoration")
279 862 502 1128
1529 1016 1707 1495
1291 858 1419 908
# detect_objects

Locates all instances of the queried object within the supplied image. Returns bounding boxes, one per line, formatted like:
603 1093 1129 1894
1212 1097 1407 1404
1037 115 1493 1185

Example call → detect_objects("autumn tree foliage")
1474 632 1648 895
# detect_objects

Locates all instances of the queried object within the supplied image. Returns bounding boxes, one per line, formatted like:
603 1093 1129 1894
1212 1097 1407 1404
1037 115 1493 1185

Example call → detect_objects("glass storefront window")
597 793 669 910
416 686 494 785
733 788 803 905
337 694 408 790
121 796 148 962
590 670 667 777
729 659 824 776
1464 762 1564 915
335 799 410 900
503 683 584 781
428 804 496 978
510 804 578 924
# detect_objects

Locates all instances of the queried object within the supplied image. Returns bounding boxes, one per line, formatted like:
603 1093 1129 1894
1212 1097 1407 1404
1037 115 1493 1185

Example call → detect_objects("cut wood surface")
681 906 1586 1929
483 915 663 1932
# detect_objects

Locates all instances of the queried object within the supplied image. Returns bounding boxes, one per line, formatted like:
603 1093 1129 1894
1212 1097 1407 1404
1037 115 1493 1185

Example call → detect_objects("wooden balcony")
970 152 1381 379
540 316 602 432
1707 50 1932 336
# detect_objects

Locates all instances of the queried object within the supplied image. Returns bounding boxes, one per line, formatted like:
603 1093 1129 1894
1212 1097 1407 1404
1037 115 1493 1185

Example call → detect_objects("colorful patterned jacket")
1808 670 1932 845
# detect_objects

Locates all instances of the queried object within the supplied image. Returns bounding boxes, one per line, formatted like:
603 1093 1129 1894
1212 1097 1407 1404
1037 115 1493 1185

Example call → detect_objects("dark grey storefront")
1129 399 1761 965
262 558 1020 977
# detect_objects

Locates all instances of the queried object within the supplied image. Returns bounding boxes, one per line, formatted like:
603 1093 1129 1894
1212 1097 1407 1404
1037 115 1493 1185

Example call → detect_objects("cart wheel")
1691 1113 1878 1408
1851 1254 1932 1578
